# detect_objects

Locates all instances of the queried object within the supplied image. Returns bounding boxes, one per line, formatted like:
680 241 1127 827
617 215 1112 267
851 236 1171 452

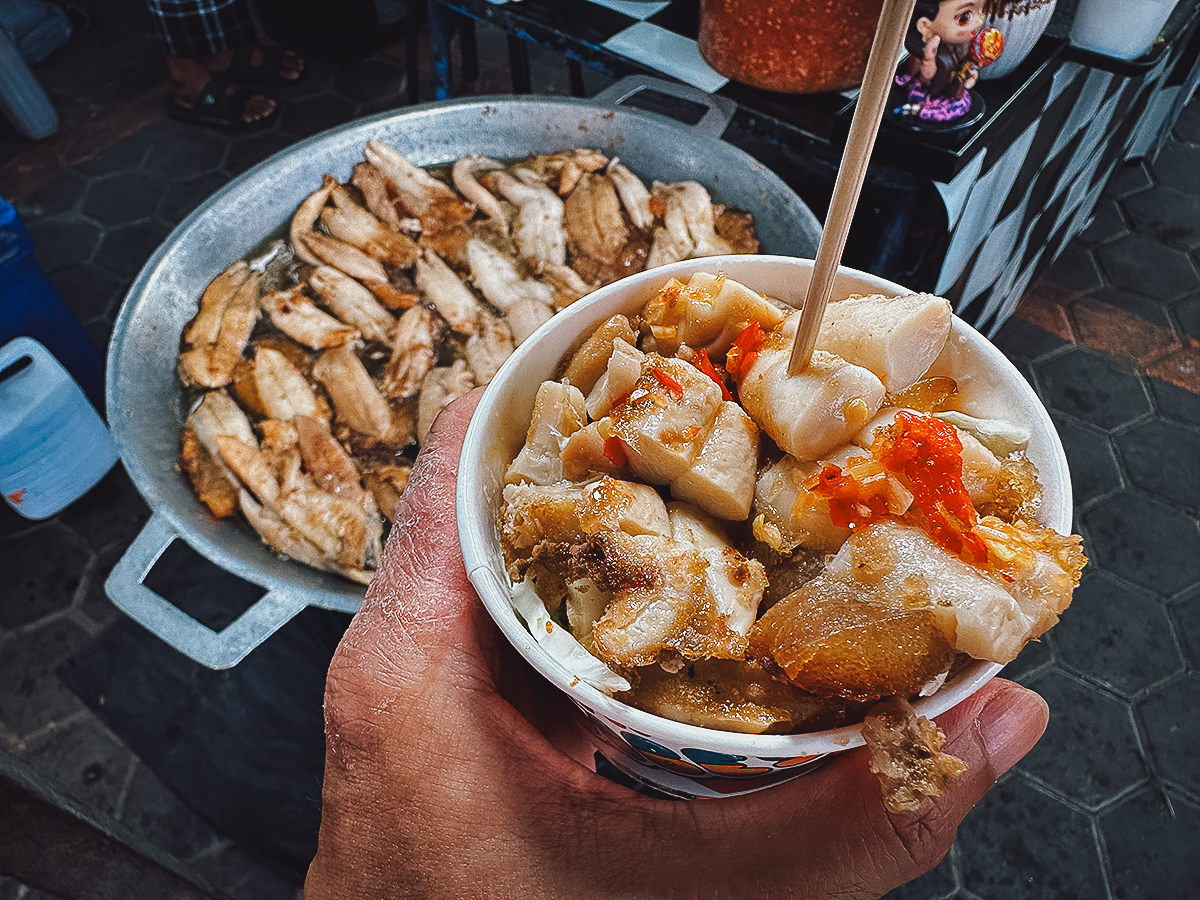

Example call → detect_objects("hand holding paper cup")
457 255 1083 800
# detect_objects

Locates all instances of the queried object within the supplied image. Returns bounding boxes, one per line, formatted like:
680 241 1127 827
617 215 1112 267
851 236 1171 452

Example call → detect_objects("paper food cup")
457 256 1072 799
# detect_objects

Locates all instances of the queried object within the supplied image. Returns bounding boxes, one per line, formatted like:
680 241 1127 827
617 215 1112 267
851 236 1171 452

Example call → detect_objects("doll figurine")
895 0 1004 123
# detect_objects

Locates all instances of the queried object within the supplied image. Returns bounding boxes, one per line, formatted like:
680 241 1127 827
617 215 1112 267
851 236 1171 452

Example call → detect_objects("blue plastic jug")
0 196 104 410
0 336 117 519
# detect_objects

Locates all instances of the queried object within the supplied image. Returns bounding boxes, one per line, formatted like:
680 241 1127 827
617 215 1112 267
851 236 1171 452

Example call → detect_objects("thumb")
334 387 486 689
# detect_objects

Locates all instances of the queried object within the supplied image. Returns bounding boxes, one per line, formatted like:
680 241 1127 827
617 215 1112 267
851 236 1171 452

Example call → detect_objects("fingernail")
978 687 1049 777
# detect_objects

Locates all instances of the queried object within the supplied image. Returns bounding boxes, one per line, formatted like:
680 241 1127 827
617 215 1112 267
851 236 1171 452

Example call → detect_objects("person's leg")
145 0 297 125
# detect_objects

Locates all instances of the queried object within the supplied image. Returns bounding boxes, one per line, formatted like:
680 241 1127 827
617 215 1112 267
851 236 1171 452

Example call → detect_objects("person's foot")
166 57 277 126
206 43 305 86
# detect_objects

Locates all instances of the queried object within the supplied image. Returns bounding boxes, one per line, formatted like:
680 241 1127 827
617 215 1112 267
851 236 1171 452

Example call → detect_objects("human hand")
303 388 1050 900
963 64 979 90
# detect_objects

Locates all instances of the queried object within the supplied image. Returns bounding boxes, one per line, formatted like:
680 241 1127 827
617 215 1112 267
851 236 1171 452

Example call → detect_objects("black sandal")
164 76 279 129
221 43 305 87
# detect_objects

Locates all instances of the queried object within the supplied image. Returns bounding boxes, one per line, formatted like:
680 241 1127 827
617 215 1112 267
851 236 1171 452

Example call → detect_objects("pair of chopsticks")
787 0 918 376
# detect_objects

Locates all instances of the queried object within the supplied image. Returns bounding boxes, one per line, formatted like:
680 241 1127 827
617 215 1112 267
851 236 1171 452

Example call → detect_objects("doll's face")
917 0 984 45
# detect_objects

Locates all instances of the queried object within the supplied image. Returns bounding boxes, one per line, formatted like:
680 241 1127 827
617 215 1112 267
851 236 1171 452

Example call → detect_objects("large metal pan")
105 77 824 669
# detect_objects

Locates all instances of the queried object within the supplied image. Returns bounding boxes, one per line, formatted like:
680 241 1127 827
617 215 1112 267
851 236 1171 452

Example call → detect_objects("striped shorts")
145 0 257 59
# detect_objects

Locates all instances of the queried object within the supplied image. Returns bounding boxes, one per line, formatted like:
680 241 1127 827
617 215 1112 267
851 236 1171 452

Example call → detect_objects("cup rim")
458 255 1068 756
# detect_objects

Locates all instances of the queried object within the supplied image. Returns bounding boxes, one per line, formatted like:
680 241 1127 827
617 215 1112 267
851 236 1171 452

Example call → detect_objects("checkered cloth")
145 0 258 59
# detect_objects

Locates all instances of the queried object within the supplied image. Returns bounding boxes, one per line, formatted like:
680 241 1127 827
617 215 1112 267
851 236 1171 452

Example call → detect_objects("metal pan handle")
591 75 737 138
105 513 310 669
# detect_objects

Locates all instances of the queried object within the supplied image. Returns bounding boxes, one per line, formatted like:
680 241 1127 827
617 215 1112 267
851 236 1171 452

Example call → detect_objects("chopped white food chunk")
739 344 885 461
506 380 587 486
670 400 759 520
811 292 951 392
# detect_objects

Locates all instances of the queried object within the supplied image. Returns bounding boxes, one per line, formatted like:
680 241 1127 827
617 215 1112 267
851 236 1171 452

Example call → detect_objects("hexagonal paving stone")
991 315 1070 371
118 762 223 861
58 468 150 556
1004 631 1057 685
189 839 303 900
1049 413 1122 508
1136 674 1200 795
1100 787 1200 899
0 619 93 739
1173 99 1200 143
333 58 407 105
1075 196 1128 248
1018 670 1147 807
1105 159 1153 198
81 171 164 226
144 129 228 179
957 777 1107 899
279 93 358 139
158 170 235 226
1121 187 1200 251
1087 282 1174 329
19 715 136 818
25 217 103 273
1096 233 1197 302
15 169 89 219
1040 244 1104 293
1169 588 1198 670
1115 418 1200 511
0 524 89 629
1052 570 1183 697
1150 141 1200 198
1034 348 1151 431
880 846 957 899
47 261 126 324
72 130 153 178
1081 490 1200 597
1148 376 1200 426
93 219 175 281
1172 292 1199 343
223 130 301 178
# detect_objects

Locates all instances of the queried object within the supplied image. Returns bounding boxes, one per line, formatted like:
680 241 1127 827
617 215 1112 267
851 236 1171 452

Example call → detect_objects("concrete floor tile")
93 219 176 281
18 716 136 819
1086 283 1174 329
222 130 302 178
1082 490 1200 597
16 170 89 220
1041 244 1104 293
1136 674 1200 794
1074 197 1128 248
57 469 151 557
24 218 103 274
82 172 164 227
1096 233 1198 302
190 840 302 900
1172 98 1200 143
1019 670 1147 808
47 262 126 325
1114 418 1200 511
1050 413 1123 507
879 846 958 899
1121 187 1200 251
0 524 89 630
1104 159 1153 198
144 131 229 181
1171 292 1199 342
1168 588 1199 670
278 93 358 140
1053 570 1184 697
118 762 224 862
1100 787 1200 900
1148 141 1200 198
1035 348 1151 431
0 619 93 740
1004 633 1058 685
157 170 235 226
957 777 1107 900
